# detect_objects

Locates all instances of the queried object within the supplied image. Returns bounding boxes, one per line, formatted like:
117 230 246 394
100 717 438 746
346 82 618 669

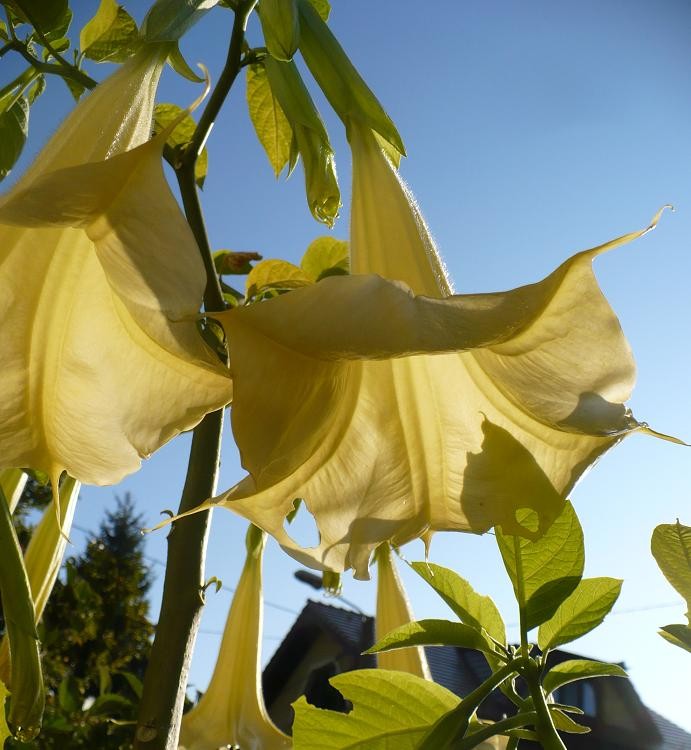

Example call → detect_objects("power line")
70 523 299 616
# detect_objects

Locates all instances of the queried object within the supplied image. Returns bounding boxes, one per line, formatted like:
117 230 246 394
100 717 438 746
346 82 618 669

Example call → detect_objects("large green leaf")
246 63 293 177
496 501 584 631
659 623 691 654
651 521 691 620
542 659 627 695
538 578 622 651
366 619 497 657
153 103 207 188
292 669 460 750
80 0 140 63
0 96 29 181
300 236 349 281
410 562 506 646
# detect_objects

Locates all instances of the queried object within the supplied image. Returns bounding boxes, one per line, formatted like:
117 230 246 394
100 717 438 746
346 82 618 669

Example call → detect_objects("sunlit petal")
179 526 290 750
0 46 231 488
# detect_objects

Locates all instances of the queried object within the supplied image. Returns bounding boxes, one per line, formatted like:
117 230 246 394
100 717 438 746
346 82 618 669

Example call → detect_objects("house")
262 599 691 749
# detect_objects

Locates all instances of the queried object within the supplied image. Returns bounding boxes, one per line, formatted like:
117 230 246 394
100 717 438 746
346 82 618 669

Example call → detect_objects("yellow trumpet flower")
179 526 290 750
0 45 230 494
375 544 431 679
204 120 665 579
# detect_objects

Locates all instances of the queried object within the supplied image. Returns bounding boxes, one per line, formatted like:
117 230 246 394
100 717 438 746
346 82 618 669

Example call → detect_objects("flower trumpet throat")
0 44 231 492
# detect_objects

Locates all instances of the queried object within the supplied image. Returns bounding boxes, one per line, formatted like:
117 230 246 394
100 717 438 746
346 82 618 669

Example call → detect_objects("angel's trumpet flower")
179 526 290 750
375 544 431 679
0 44 230 494
201 116 667 579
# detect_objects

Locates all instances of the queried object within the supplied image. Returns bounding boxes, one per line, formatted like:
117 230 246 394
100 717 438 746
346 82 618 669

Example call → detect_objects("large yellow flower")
0 45 230 493
178 525 290 750
205 120 665 579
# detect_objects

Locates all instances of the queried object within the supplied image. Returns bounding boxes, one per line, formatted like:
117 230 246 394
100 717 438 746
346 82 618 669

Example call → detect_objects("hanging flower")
178 525 290 750
198 117 670 580
375 544 430 679
0 44 231 494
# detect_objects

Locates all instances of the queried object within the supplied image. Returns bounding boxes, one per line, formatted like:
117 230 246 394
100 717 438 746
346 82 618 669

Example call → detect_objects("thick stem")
135 4 257 748
134 409 223 750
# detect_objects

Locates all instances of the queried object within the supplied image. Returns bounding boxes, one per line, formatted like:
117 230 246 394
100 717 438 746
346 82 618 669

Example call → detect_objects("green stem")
513 537 529 653
135 4 257 749
2 38 97 90
524 664 567 750
180 0 258 172
455 711 538 750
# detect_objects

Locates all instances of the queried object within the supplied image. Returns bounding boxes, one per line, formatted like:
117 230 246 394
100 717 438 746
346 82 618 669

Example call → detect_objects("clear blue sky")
7 0 691 734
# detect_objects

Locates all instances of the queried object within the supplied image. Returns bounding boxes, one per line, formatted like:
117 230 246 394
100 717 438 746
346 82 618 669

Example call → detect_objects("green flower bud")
296 0 405 155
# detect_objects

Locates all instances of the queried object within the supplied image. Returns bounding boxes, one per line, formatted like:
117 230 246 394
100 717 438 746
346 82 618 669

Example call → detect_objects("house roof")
263 599 690 748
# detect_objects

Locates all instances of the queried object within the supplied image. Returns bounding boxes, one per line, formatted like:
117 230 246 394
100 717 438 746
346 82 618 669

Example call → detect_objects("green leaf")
651 521 691 620
153 103 207 188
300 236 349 281
245 258 311 298
0 20 8 40
117 671 144 699
167 42 204 82
549 707 590 734
366 619 497 657
85 692 133 717
142 0 220 42
214 250 263 275
496 500 584 631
537 577 622 651
308 0 330 20
659 623 691 654
5 0 71 40
80 0 140 63
292 669 459 750
246 63 292 177
410 561 506 646
26 74 45 104
0 96 29 181
63 76 86 102
57 674 79 713
542 659 627 695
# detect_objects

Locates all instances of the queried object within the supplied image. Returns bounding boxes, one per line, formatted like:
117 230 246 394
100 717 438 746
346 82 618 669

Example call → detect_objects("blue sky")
6 0 691 734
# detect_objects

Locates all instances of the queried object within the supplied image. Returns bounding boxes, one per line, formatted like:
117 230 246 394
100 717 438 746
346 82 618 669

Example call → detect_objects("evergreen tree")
7 493 155 750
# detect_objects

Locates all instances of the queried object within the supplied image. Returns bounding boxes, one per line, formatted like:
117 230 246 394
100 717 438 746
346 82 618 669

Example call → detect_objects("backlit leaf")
153 102 207 188
80 0 140 63
300 236 348 281
246 63 292 177
542 659 627 695
0 96 29 181
659 623 691 654
651 521 691 620
410 562 505 645
245 258 311 298
496 501 584 631
367 619 497 657
538 578 622 651
292 669 460 750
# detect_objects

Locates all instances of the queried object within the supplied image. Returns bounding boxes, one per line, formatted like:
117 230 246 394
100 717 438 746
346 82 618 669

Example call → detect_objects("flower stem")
524 663 567 750
134 4 257 749
455 711 537 750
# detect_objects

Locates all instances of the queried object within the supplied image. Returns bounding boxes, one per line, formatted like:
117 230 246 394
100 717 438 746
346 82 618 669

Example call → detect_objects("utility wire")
70 522 299 616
